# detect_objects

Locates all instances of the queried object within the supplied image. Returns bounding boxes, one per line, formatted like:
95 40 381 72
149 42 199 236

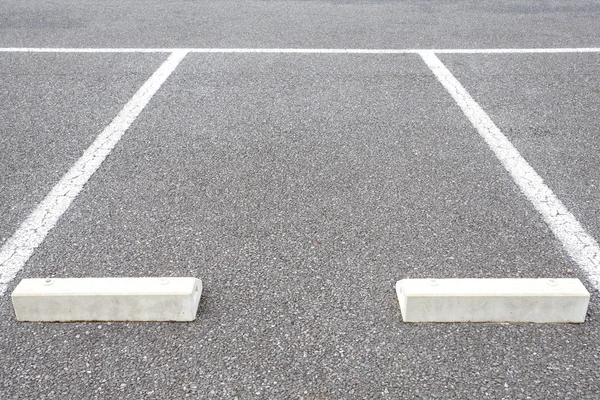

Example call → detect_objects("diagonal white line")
0 50 188 296
419 50 600 291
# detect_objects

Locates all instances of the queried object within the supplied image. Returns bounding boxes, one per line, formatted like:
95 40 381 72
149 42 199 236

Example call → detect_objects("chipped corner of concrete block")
189 278 203 321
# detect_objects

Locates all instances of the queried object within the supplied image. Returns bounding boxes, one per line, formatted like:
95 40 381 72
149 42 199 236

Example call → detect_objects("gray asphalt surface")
1 1 600 400
0 0 600 49
440 53 600 243
0 53 165 247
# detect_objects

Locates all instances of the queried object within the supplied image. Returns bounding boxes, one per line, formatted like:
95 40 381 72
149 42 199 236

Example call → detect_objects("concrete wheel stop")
11 277 202 322
396 278 590 323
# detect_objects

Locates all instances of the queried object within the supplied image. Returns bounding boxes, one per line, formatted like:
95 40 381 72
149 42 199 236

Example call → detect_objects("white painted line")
0 47 599 54
11 277 202 321
0 48 175 53
0 50 188 296
396 278 589 323
190 48 416 54
432 48 600 54
419 50 600 291
0 47 416 54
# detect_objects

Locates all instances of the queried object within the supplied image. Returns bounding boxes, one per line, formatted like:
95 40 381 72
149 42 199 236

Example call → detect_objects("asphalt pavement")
1 1 599 399
0 0 600 49
0 53 165 247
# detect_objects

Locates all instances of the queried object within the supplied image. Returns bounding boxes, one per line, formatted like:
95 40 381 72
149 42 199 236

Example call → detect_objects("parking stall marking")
419 50 600 291
0 47 600 54
0 50 188 296
1 46 599 296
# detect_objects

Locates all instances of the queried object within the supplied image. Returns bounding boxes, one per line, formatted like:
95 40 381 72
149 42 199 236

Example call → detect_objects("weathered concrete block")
396 278 589 323
11 277 202 322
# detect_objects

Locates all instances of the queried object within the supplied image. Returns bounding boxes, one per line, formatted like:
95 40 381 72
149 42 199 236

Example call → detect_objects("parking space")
8 53 577 281
1 52 599 398
1 1 600 398
0 53 166 246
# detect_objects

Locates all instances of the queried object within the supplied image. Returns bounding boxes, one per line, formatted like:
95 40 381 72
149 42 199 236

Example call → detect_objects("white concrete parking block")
396 278 589 323
11 277 202 322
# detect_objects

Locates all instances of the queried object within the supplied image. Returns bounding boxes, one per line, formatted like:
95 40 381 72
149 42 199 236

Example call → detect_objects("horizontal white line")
433 48 600 54
0 50 188 296
0 47 415 54
0 48 174 53
0 47 599 54
419 50 600 291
